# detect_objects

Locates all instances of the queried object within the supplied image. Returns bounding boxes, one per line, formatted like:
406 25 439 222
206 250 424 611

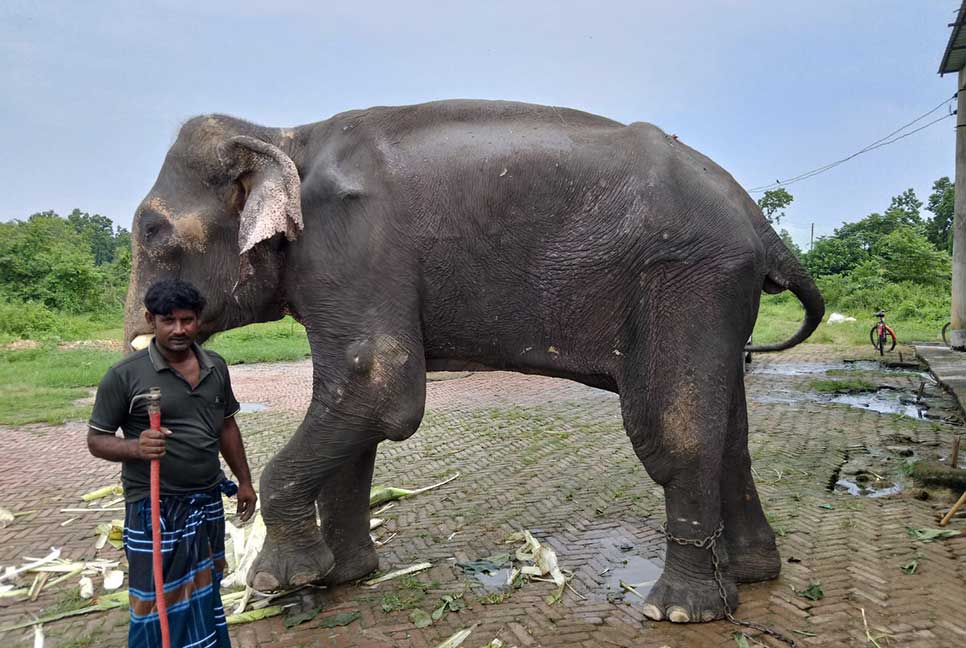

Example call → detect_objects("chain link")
660 522 798 648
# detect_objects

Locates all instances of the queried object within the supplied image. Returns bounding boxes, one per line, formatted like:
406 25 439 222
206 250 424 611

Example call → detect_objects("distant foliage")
0 210 130 337
801 186 952 288
924 177 954 252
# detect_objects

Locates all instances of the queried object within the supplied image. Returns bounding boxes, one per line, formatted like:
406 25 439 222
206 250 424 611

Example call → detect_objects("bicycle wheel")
943 322 951 347
884 329 896 352
869 325 881 352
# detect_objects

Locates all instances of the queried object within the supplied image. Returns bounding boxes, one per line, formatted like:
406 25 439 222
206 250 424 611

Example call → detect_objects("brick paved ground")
3 344 966 647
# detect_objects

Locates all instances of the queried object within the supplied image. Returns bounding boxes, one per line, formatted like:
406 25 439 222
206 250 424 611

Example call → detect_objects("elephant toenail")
291 571 319 586
668 606 690 623
701 609 718 622
642 604 665 621
252 571 280 591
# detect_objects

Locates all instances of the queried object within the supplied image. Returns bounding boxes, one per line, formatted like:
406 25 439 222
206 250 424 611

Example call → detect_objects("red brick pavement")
2 345 966 647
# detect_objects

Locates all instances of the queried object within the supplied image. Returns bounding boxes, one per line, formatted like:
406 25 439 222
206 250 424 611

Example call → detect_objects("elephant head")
124 115 303 348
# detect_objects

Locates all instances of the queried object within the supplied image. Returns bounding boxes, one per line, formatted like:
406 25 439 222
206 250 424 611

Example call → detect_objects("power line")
748 94 957 194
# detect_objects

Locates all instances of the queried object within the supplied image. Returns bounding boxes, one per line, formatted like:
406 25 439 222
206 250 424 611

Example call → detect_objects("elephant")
123 99 824 624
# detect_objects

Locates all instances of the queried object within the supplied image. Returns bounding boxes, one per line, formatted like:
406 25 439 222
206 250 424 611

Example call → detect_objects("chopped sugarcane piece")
81 485 124 502
433 625 477 648
369 473 460 507
364 562 432 586
0 548 61 583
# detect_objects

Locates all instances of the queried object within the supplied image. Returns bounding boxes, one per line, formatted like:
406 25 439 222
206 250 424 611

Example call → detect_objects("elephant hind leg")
720 361 780 583
619 268 758 623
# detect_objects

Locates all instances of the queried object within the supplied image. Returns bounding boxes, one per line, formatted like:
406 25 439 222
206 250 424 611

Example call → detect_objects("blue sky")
0 1 959 248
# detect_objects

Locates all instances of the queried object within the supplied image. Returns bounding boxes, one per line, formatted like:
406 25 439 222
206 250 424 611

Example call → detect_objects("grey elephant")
124 100 824 623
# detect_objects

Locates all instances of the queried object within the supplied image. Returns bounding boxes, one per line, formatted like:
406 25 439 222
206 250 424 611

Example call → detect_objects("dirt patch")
57 339 123 351
2 339 39 351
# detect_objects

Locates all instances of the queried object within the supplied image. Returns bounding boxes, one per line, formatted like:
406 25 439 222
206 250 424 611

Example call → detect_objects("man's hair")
144 279 207 316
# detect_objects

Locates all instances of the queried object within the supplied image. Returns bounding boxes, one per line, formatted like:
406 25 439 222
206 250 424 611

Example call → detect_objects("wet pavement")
2 344 966 647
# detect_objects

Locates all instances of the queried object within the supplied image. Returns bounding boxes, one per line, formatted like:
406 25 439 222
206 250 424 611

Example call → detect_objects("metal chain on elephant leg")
660 522 798 648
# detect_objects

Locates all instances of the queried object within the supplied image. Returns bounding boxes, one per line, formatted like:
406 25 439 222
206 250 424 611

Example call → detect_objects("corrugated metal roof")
940 1 966 74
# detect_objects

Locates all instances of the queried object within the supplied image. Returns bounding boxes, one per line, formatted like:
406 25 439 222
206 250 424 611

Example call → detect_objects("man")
88 279 257 648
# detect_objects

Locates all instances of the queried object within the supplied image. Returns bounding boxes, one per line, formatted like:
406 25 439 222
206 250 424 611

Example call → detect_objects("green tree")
803 235 867 277
872 226 950 286
885 188 922 226
924 177 954 252
66 209 118 265
0 213 106 311
757 188 794 225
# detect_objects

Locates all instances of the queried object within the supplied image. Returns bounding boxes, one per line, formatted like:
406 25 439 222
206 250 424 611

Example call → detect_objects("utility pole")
810 223 814 251
952 70 966 349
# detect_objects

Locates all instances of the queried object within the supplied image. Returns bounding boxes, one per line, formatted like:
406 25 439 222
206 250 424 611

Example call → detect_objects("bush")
0 300 58 337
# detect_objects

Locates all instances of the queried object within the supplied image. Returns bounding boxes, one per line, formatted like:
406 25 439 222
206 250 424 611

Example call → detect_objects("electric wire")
748 94 957 193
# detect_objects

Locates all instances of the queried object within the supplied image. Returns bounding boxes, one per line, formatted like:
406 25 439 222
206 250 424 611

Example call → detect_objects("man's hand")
137 427 171 460
236 482 257 522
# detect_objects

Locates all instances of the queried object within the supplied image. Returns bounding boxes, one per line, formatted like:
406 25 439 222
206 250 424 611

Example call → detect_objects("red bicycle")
870 310 896 355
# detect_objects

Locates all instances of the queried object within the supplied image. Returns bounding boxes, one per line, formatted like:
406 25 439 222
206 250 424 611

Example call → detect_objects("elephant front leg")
250 332 426 591
318 445 380 584
249 411 381 590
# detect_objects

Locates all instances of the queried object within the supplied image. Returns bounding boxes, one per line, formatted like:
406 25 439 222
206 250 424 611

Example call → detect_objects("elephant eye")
139 211 169 241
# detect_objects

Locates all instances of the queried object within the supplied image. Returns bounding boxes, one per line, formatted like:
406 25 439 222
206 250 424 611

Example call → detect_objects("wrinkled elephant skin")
124 100 824 622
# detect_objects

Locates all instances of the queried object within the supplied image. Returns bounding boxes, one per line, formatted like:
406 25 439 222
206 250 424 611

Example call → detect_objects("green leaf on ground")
410 609 433 628
432 593 466 621
284 606 321 628
316 611 361 628
794 583 824 601
900 559 919 575
732 632 751 648
793 629 818 637
818 503 834 510
906 527 961 542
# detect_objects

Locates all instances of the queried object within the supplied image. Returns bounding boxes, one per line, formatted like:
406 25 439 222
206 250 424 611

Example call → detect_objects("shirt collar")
148 339 214 373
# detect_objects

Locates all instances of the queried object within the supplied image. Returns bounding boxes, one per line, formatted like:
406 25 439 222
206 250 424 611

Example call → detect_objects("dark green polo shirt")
89 341 241 503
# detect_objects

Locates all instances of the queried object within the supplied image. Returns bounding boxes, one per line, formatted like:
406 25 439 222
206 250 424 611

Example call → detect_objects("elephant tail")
745 225 825 353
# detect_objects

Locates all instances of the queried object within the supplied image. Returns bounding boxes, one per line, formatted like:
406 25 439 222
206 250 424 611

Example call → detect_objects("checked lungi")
123 485 233 648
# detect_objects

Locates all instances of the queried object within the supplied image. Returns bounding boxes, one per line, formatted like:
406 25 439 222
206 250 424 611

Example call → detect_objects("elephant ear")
218 135 304 284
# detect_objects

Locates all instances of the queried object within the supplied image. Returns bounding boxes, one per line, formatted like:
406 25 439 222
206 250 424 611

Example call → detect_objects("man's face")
146 308 200 354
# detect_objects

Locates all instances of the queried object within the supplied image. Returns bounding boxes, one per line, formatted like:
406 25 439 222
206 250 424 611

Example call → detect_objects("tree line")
0 210 131 335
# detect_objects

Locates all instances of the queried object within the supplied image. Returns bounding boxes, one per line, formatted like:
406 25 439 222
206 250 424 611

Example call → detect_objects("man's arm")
220 416 256 521
87 427 169 462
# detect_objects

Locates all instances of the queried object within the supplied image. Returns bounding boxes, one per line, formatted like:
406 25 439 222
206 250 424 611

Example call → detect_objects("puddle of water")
473 567 513 593
239 402 268 413
754 360 920 377
830 392 923 419
835 478 903 498
755 362 847 376
753 388 931 421
603 557 663 602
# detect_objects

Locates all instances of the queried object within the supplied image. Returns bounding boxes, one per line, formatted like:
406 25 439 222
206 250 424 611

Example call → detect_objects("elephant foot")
249 524 335 591
322 542 380 585
726 537 781 584
641 570 737 623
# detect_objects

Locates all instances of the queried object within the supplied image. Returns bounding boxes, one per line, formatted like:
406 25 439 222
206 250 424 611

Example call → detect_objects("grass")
810 378 878 394
0 317 309 426
753 293 945 347
204 317 310 364
0 346 118 425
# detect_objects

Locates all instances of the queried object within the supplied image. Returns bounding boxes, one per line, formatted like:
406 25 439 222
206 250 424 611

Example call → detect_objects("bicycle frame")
877 321 896 340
